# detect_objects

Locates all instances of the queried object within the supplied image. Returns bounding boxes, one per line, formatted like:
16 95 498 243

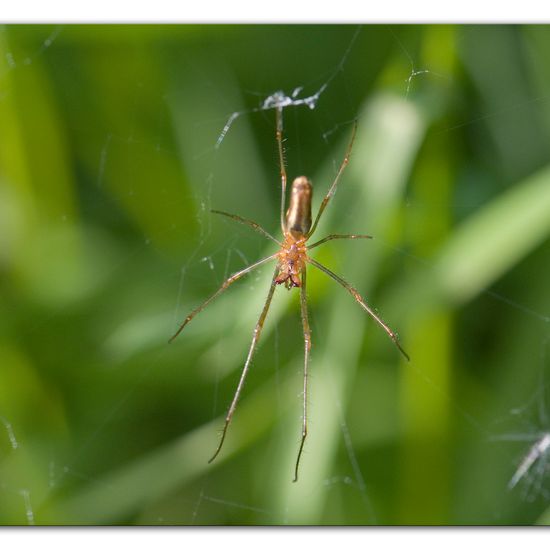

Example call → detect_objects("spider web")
1 24 550 526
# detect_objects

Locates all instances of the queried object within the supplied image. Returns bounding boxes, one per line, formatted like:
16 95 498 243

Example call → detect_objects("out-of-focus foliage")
0 24 550 525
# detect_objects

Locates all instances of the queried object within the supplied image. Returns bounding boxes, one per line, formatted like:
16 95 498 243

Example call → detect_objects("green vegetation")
1 24 549 525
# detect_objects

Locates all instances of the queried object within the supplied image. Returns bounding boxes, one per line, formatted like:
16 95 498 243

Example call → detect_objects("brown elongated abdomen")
285 176 312 238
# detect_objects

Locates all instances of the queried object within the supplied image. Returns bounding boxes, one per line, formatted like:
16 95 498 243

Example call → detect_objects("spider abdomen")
285 176 312 238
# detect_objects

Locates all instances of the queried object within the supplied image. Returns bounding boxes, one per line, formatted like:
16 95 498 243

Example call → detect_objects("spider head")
275 271 302 289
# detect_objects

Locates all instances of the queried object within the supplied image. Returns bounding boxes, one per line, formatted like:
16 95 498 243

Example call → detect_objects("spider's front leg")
294 266 311 482
209 267 280 464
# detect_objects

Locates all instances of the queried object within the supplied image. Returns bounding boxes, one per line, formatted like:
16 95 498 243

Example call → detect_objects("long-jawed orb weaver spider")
170 109 410 482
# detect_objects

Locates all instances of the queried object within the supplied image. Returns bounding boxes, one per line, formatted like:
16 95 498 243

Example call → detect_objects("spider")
170 110 409 481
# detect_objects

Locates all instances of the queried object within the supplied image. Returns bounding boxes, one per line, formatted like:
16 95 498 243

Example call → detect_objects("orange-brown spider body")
275 176 312 289
275 233 308 288
170 116 408 482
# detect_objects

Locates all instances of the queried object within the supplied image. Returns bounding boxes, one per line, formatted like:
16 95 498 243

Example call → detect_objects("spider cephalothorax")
275 233 308 288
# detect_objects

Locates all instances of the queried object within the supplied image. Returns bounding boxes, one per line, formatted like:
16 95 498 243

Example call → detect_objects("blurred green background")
1 24 550 525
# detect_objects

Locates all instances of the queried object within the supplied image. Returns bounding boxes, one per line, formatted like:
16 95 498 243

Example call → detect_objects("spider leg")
211 210 281 245
307 257 410 361
294 266 311 482
169 254 278 343
276 107 288 234
209 266 280 464
307 120 357 238
307 233 373 250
